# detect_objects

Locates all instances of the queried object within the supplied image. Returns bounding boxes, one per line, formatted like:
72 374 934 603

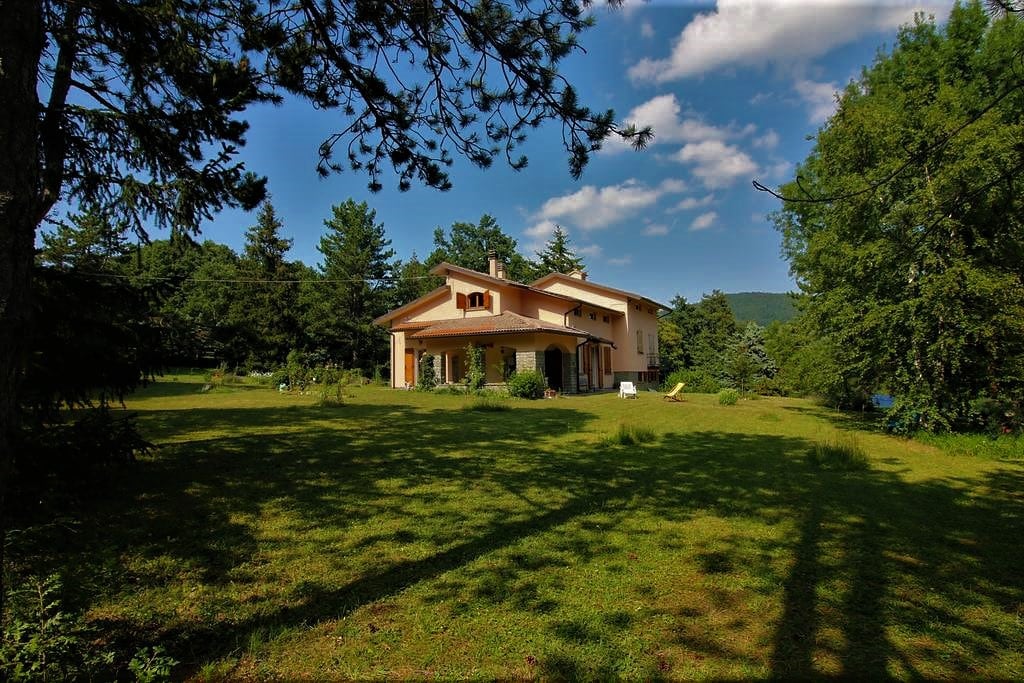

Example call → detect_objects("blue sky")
193 0 949 305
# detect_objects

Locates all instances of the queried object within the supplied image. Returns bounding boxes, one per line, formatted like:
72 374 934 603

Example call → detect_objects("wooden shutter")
603 346 612 374
483 291 492 309
456 292 467 309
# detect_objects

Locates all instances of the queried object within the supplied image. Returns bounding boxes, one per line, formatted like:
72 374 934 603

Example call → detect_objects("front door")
404 349 415 386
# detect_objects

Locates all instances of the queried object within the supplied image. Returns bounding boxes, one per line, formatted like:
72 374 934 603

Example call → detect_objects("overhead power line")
66 271 441 284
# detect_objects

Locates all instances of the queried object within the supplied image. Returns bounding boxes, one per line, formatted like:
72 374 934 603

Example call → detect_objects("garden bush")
718 388 740 405
417 353 438 391
506 370 547 399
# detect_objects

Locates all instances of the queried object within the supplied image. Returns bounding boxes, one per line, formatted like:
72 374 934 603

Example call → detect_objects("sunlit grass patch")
601 421 656 446
806 435 870 471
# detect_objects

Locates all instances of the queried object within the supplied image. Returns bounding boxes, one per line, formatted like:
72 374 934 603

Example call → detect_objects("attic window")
634 304 641 311
589 312 596 321
458 290 491 310
573 308 581 317
602 315 609 323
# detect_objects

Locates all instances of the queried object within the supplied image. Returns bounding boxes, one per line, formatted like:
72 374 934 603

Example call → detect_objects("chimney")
568 269 588 280
496 262 506 279
488 250 499 277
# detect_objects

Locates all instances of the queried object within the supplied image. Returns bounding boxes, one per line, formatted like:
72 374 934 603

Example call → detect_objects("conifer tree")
535 226 585 277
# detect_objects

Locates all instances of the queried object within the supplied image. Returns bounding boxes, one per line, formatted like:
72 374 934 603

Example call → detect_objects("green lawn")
23 380 1024 679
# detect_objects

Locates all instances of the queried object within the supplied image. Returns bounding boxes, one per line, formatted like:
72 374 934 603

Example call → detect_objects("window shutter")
456 292 467 309
483 291 492 309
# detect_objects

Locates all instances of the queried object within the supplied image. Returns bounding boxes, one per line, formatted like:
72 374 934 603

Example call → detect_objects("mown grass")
10 380 1024 679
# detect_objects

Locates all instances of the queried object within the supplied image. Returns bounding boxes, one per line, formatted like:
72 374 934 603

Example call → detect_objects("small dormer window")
634 304 641 311
457 290 491 310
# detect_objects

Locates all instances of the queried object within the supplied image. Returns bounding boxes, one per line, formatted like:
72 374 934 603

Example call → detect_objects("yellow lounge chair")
663 382 685 401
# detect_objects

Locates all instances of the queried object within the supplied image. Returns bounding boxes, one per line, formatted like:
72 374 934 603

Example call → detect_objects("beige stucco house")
373 255 667 393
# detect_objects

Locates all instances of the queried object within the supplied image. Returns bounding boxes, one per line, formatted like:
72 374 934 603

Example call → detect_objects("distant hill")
724 292 798 326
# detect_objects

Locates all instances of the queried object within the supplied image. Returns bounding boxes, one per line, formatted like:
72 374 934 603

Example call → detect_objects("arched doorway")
544 346 563 391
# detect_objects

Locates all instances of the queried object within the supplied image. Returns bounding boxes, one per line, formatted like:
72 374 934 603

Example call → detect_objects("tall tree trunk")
0 0 45 629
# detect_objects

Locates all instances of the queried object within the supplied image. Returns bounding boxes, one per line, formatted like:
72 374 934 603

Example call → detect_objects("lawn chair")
619 381 638 399
663 382 685 401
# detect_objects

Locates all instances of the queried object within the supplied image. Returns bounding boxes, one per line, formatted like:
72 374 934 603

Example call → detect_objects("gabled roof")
372 285 449 326
428 262 623 316
530 272 671 312
408 311 614 344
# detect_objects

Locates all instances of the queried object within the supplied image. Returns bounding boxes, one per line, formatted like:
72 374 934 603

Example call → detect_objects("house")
373 255 668 393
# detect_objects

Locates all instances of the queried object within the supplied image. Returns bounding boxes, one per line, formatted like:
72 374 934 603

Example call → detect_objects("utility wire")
67 271 441 284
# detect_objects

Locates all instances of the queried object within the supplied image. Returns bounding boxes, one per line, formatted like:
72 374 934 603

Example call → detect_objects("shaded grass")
7 381 1023 680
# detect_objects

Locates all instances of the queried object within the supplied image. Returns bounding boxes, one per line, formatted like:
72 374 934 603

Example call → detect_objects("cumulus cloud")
578 244 604 258
643 223 669 236
794 79 841 122
669 193 716 212
534 177 686 230
691 211 718 231
672 140 758 189
608 255 634 266
604 94 755 154
628 0 946 83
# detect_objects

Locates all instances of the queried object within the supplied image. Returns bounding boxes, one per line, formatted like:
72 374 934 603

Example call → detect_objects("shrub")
602 422 656 446
718 388 740 405
806 435 870 470
1 574 117 681
317 382 344 407
270 367 289 390
464 344 486 391
507 370 547 399
128 646 178 683
417 353 438 391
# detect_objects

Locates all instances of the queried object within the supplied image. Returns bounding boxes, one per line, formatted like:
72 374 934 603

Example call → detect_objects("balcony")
646 353 660 368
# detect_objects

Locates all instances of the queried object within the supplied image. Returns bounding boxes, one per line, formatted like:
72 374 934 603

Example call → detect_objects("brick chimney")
568 269 588 280
488 250 499 277
496 262 506 279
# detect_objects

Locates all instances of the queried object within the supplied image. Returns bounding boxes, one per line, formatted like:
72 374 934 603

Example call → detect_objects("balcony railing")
646 353 660 368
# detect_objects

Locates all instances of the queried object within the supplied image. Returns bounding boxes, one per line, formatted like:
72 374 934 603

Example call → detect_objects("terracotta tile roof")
428 262 623 316
408 311 613 344
530 272 671 312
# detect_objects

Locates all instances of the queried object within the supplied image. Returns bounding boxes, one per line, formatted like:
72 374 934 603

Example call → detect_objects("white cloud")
534 177 685 230
753 129 780 149
640 20 655 38
643 223 669 236
628 0 946 83
604 94 754 154
794 79 840 122
749 91 774 105
672 140 758 189
608 255 633 266
578 244 604 258
669 193 716 212
524 219 557 239
764 160 794 181
691 211 718 231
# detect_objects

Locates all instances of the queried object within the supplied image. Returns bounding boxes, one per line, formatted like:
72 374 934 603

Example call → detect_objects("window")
589 312 596 321
634 304 641 311
602 315 609 323
458 290 491 310
603 347 612 374
637 330 644 354
573 308 581 317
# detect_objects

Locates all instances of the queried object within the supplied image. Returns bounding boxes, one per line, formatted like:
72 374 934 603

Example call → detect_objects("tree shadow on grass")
42 399 1024 678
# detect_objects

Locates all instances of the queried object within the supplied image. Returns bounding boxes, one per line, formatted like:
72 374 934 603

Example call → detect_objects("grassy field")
14 378 1024 679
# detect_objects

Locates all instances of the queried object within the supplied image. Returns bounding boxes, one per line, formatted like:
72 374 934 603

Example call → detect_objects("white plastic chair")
619 381 638 399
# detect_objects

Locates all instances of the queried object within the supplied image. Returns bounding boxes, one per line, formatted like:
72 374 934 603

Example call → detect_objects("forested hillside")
724 292 797 326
